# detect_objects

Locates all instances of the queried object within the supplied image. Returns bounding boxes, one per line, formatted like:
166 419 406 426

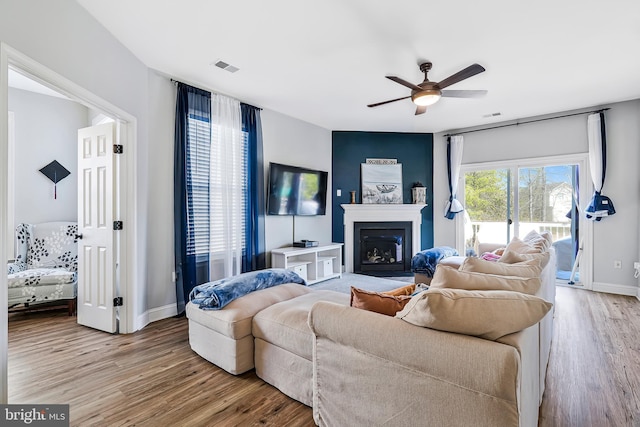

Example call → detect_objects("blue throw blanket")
189 268 306 310
411 246 459 277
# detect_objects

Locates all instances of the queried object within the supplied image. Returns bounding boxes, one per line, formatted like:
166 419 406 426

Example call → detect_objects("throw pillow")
499 249 551 268
480 252 501 262
523 229 553 248
504 237 543 255
381 283 416 296
395 288 553 340
350 287 412 316
461 256 542 278
430 265 541 295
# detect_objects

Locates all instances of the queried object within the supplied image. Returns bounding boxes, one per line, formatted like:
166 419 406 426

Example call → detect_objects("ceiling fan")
367 62 487 115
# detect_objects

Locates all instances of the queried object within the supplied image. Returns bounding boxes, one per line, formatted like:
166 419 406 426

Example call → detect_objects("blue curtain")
174 83 211 315
444 135 464 219
585 112 615 221
241 103 266 272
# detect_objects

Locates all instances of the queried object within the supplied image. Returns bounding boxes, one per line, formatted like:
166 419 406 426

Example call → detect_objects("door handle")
75 233 83 240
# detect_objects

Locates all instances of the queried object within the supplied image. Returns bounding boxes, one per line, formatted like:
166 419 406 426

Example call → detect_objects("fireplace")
354 221 412 275
342 204 426 273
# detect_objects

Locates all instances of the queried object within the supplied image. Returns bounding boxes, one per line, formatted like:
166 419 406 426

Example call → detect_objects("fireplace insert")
354 221 412 275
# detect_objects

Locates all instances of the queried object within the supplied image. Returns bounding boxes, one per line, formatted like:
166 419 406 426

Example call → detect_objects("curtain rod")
170 78 262 110
443 108 610 138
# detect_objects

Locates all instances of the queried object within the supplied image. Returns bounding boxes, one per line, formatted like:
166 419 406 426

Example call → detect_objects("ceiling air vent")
212 60 239 73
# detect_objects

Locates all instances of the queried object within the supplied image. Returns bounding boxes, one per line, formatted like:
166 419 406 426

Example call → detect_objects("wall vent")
483 112 502 118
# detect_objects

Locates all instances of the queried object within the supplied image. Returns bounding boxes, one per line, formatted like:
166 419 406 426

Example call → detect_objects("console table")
271 243 343 285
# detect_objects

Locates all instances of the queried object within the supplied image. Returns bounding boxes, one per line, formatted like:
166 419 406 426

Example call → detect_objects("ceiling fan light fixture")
412 89 441 106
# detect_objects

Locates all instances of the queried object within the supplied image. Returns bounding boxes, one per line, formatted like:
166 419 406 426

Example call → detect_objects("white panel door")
77 123 116 333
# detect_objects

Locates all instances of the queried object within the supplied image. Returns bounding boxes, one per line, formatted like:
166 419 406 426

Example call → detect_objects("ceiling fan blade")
367 95 411 108
415 105 427 115
437 64 485 89
386 76 423 91
441 90 488 98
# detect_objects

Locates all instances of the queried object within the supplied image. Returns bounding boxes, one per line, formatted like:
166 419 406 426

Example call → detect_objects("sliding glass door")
462 168 512 255
461 156 589 286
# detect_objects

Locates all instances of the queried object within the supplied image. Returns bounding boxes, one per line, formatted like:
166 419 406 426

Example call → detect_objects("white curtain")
444 135 464 219
210 94 244 277
585 112 615 221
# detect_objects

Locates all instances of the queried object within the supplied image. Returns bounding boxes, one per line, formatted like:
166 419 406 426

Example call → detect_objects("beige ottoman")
253 290 350 406
186 283 313 375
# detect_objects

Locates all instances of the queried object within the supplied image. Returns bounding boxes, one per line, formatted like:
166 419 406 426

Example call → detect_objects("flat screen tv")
267 162 328 215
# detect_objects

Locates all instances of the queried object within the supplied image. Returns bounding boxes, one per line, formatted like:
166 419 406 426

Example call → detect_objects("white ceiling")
76 0 640 133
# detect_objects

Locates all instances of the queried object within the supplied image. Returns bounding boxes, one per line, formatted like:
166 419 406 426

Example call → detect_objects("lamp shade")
412 89 442 106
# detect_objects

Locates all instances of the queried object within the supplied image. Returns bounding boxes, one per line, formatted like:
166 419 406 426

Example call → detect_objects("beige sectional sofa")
186 233 555 427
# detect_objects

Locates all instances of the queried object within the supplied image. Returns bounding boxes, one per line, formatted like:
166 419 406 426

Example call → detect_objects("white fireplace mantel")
342 204 426 273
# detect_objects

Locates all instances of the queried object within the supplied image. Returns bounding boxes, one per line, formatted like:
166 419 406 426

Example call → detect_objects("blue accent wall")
332 131 434 250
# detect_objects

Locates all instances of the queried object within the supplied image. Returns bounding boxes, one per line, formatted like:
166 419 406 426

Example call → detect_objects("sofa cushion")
460 256 542 278
186 283 312 340
395 288 553 340
8 268 76 287
499 249 551 268
350 287 412 316
430 265 542 295
26 222 79 272
253 290 349 360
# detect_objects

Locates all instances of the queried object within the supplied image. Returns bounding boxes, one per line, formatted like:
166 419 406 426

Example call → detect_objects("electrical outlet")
614 260 622 269
337 189 342 197
635 262 640 270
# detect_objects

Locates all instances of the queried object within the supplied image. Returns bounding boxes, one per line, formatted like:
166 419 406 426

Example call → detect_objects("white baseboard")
135 303 178 330
592 282 639 297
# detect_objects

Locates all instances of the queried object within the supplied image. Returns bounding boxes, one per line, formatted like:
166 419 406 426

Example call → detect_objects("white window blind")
186 114 247 256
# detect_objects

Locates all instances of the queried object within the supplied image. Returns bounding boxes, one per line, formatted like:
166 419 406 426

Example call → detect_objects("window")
185 114 247 257
209 124 248 255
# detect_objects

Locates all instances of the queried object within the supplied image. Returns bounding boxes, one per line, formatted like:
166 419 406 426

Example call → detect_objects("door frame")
456 153 593 289
1 43 139 402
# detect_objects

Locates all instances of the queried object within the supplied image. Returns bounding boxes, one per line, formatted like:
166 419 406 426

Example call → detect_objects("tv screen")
267 163 328 215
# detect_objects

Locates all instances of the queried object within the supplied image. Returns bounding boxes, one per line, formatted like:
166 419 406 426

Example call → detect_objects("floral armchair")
7 222 78 315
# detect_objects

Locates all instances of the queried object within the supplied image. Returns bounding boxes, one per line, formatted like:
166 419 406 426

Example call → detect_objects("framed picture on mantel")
361 163 403 204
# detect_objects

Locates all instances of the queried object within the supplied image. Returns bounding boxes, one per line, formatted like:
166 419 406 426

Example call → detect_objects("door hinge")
113 297 123 307
113 144 124 154
113 221 124 230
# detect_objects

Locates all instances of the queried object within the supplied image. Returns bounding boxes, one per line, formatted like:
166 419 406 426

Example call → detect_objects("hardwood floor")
539 286 640 427
7 286 640 426
8 310 313 427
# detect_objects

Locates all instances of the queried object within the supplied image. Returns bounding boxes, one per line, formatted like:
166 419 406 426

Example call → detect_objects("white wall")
434 100 640 291
261 109 333 258
144 70 176 312
8 87 89 225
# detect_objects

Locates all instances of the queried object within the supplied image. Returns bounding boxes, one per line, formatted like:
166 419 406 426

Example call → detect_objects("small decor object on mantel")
412 181 427 204
39 160 71 200
350 191 357 204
